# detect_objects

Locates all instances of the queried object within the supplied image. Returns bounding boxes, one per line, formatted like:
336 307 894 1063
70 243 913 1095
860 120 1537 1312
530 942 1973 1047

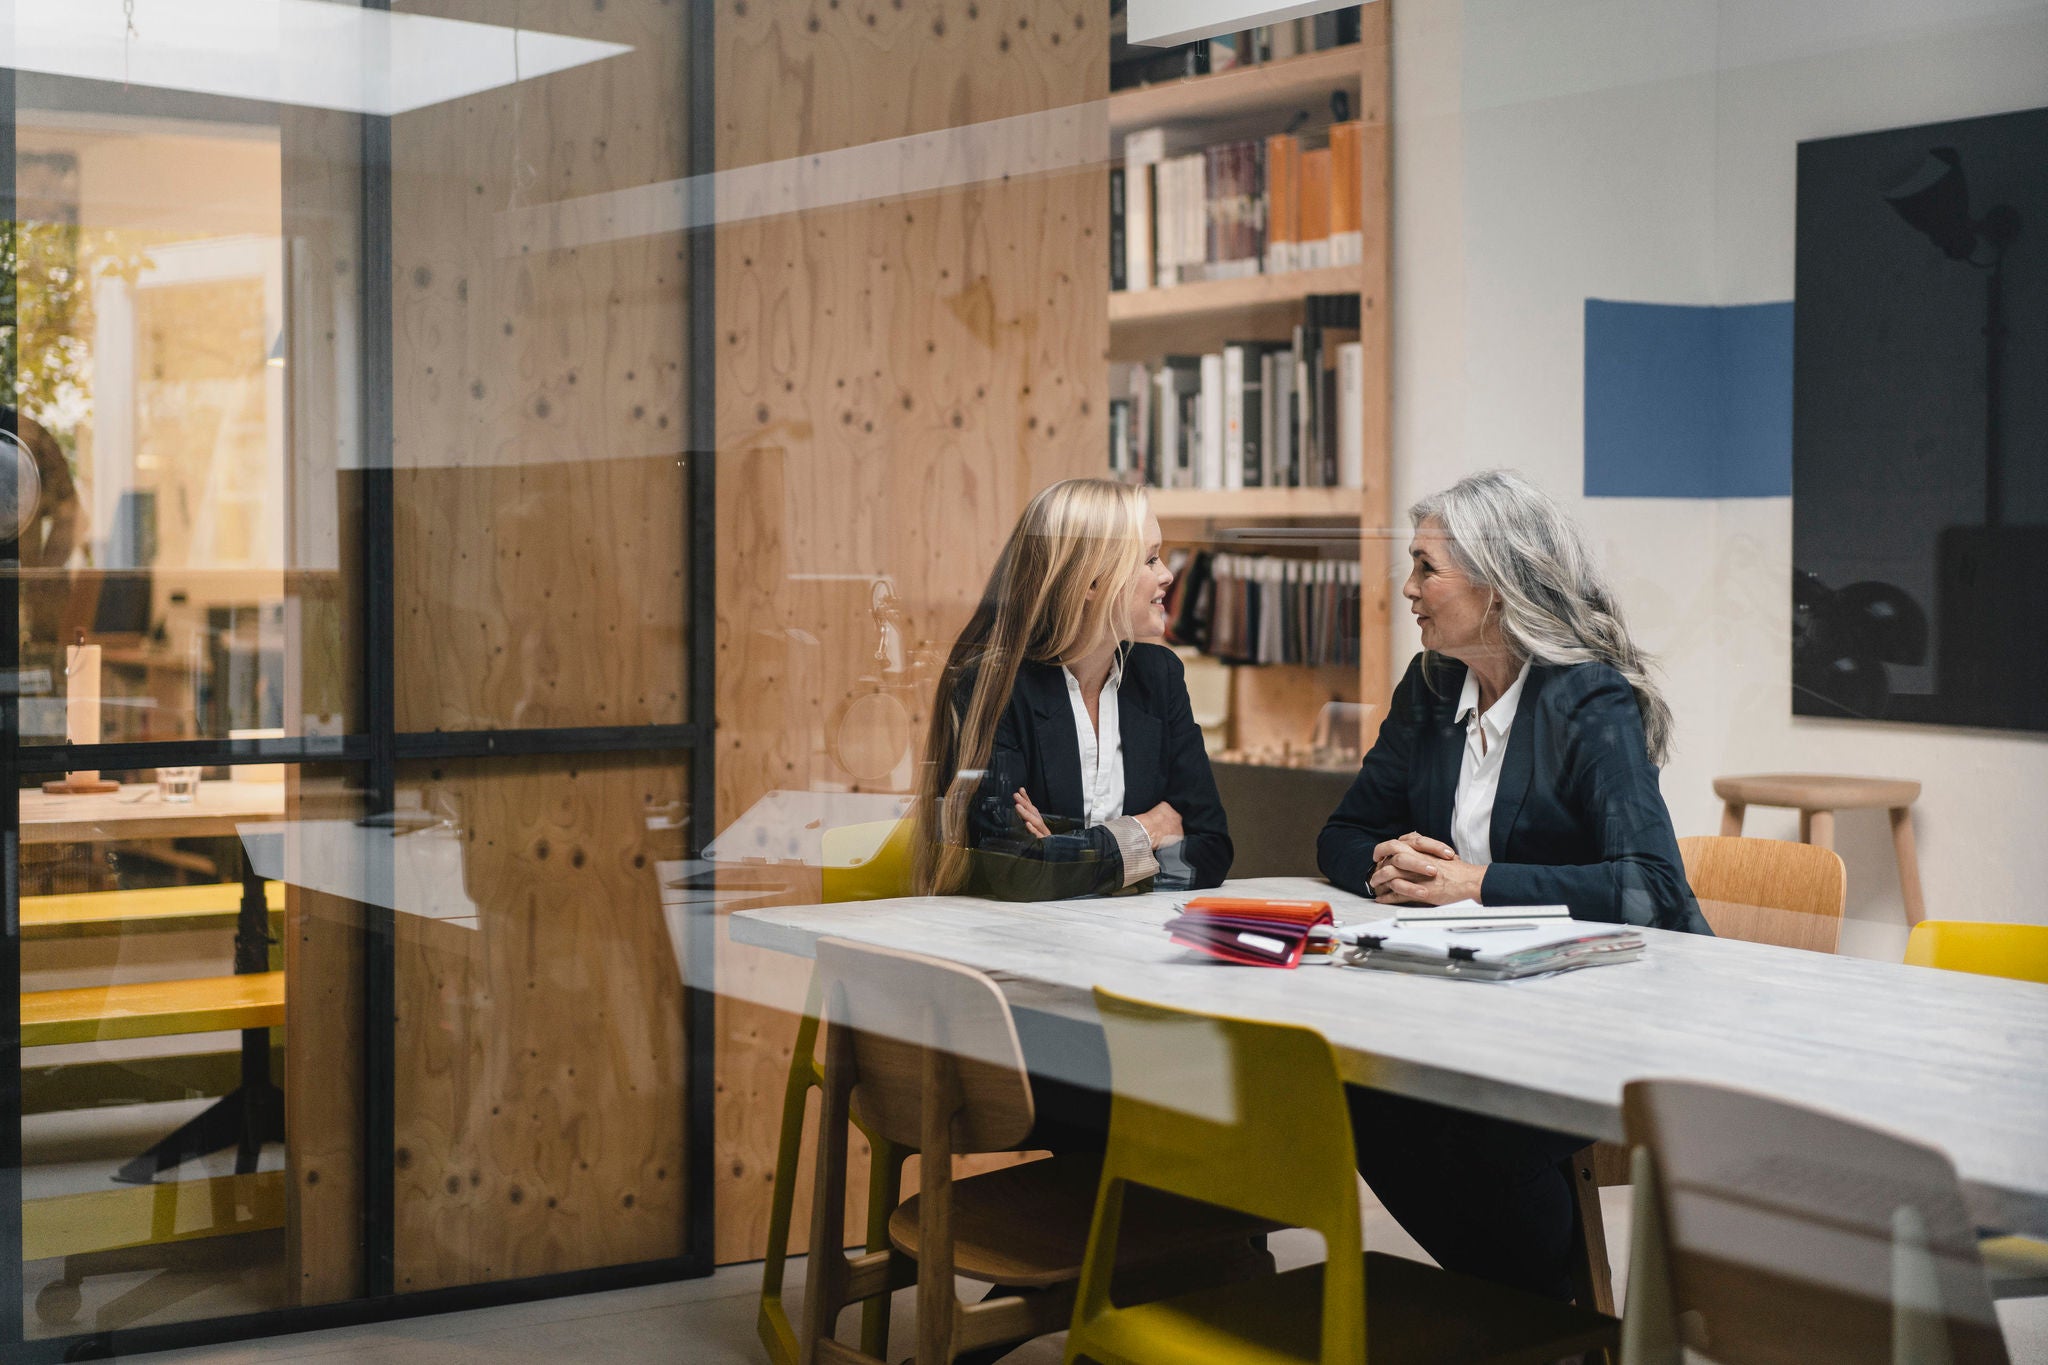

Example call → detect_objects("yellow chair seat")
1078 1253 1616 1365
1904 920 2048 984
1984 1234 2048 1298
22 972 286 1046
22 881 283 932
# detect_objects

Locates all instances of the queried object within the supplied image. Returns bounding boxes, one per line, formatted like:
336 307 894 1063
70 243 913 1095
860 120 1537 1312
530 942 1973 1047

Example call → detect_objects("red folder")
1165 897 1334 968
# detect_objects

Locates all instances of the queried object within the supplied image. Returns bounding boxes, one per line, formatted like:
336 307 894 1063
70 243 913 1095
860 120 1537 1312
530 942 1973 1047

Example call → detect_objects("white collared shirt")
1450 660 1532 868
1064 655 1126 825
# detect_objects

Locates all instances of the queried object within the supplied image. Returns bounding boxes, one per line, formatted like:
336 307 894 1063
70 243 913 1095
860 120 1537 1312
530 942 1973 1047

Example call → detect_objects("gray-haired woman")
1318 468 1708 1302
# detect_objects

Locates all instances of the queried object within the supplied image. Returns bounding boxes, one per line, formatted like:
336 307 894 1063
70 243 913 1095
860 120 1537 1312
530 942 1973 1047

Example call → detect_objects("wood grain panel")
1355 2 1394 726
280 97 367 1306
393 754 689 1291
714 0 1108 1263
389 0 690 733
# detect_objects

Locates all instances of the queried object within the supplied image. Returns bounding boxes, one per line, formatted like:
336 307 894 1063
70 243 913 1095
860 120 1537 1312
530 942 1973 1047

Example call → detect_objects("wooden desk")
731 875 2048 1240
19 780 285 845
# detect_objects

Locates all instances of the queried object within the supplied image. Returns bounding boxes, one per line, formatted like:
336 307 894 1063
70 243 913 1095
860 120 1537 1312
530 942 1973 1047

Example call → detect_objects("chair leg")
761 992 828 1365
1719 801 1745 837
856 1135 907 1360
1889 807 1927 927
1800 808 1835 850
1565 1147 1617 1317
801 1024 860 1365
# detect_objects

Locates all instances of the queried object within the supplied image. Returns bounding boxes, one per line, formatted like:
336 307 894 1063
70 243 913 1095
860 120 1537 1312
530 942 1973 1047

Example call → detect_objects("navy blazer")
963 643 1232 901
1318 654 1710 933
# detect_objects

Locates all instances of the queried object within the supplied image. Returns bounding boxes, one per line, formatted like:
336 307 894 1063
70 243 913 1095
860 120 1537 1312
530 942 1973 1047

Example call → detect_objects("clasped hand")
1369 832 1486 905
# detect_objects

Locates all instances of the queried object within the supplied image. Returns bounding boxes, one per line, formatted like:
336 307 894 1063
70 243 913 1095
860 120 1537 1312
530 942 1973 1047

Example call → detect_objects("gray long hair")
1411 470 1672 765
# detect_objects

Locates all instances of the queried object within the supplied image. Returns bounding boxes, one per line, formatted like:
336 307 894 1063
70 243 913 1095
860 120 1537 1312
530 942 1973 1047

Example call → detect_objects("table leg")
114 857 285 1183
1890 806 1927 927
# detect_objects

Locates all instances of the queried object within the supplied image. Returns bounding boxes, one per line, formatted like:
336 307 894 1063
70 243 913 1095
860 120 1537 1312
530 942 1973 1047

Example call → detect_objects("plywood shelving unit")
1110 6 1391 762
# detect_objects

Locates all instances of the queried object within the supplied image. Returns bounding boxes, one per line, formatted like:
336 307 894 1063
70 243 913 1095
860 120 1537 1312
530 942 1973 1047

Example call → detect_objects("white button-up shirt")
1450 660 1532 868
1064 655 1126 825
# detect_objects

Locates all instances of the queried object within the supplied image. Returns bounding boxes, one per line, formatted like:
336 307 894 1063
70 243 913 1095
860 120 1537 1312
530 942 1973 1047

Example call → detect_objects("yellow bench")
21 972 287 1047
22 881 284 933
22 1170 286 1263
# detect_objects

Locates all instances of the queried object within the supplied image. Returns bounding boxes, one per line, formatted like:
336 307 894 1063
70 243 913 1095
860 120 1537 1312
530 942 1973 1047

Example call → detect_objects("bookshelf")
1107 264 1363 325
1149 487 1359 520
1109 5 1391 768
1107 45 1363 135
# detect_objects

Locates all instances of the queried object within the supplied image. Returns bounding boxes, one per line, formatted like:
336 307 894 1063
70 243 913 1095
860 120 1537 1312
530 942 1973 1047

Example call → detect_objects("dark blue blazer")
963 643 1232 901
1318 654 1710 933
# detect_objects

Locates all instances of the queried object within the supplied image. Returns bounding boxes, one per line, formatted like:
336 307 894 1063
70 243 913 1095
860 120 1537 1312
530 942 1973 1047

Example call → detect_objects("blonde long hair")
911 479 1151 894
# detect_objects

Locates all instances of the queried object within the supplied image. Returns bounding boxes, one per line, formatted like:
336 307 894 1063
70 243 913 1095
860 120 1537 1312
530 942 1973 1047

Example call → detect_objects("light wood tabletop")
731 875 2048 1239
19 780 286 845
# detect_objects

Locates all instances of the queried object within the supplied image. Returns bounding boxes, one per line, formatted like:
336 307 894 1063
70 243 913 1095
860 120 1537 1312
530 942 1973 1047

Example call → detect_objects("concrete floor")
110 1190 2048 1364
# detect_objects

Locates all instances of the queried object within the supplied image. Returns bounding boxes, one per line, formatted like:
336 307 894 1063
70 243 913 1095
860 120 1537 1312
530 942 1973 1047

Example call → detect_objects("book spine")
1257 351 1276 488
1242 347 1264 489
1222 345 1246 491
1265 134 1297 274
1328 121 1364 268
1108 166 1126 291
1337 341 1365 490
1200 352 1226 490
1298 146 1331 270
1123 127 1165 295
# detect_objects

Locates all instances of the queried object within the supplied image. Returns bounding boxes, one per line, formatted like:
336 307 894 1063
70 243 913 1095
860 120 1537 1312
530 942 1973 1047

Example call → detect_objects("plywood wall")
384 0 696 1289
279 102 366 1307
391 755 689 1290
713 0 1109 1263
389 0 690 735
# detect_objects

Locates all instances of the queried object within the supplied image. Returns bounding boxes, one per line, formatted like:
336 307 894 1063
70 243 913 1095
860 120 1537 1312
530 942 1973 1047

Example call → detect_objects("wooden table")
20 779 289 1181
731 875 2048 1239
19 780 285 846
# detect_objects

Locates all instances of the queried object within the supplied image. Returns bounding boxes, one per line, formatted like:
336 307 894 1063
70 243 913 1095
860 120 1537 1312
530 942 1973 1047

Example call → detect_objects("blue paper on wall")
1583 299 1792 498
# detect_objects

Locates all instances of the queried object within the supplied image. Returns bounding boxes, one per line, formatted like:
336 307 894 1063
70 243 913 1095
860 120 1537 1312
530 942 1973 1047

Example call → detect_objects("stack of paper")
1338 917 1644 982
1380 900 1571 931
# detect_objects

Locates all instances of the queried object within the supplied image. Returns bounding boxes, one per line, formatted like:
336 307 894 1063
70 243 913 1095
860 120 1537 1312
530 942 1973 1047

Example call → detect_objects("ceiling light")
2 0 631 117
1127 0 1374 48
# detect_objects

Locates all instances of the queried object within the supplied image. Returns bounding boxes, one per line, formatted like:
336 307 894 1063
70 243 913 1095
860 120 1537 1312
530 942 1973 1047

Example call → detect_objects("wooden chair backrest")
1680 835 1847 952
1623 1079 2007 1365
814 936 1033 1153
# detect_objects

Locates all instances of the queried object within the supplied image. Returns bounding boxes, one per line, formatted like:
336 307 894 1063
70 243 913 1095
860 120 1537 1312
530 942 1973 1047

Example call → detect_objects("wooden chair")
803 938 1269 1365
1712 773 1925 925
1619 1078 2010 1364
1565 836 1851 1315
760 821 919 1365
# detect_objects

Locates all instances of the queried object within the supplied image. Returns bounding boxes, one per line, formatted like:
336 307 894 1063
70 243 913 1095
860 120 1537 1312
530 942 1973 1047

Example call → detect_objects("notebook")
1339 917 1644 982
1165 896 1334 969
1373 899 1571 932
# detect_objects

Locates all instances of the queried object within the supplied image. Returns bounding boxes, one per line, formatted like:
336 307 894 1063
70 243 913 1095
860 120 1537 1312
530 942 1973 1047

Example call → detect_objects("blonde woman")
913 478 1232 902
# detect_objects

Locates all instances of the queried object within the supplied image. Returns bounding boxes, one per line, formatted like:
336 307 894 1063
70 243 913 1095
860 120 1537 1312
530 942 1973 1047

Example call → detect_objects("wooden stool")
1712 774 1925 925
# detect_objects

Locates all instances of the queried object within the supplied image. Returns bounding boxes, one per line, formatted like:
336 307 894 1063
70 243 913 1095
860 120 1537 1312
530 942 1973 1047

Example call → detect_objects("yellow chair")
1901 920 2048 1300
1066 990 1618 1365
1904 920 2048 985
758 819 917 1365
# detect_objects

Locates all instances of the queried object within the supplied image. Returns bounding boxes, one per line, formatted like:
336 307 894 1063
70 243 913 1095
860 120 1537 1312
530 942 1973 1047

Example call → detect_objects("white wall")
1390 0 2048 956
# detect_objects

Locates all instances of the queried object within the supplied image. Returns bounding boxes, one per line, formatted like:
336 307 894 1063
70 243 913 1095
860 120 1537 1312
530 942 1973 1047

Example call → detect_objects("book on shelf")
1122 126 1168 296
1165 550 1362 668
1113 126 1366 293
1109 300 1363 493
1109 166 1126 292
